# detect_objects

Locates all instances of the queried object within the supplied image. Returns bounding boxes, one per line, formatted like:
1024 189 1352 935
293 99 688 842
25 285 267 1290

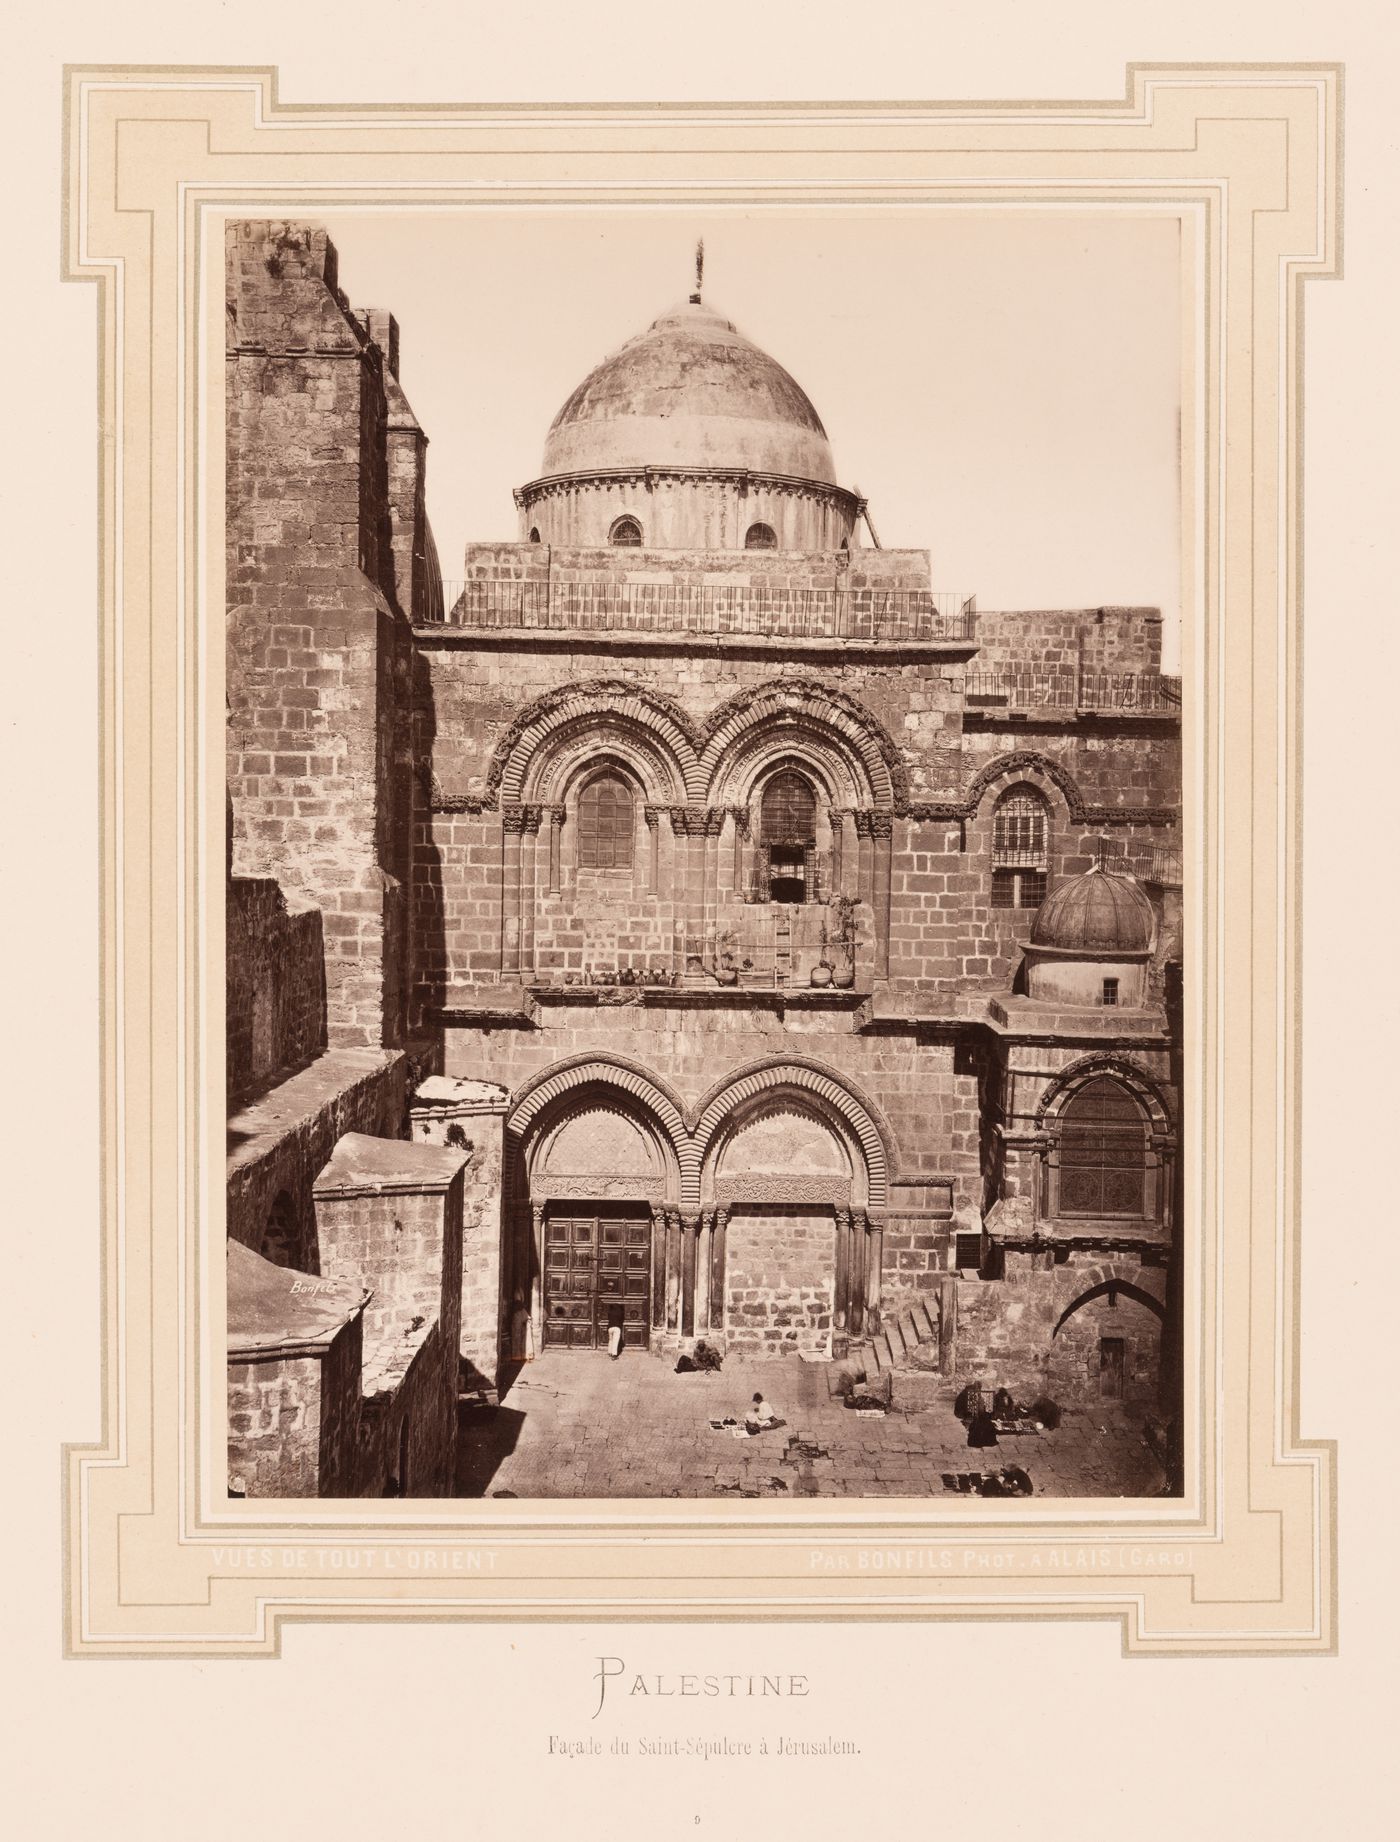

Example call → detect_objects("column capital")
852 808 875 839
502 802 529 835
548 804 567 828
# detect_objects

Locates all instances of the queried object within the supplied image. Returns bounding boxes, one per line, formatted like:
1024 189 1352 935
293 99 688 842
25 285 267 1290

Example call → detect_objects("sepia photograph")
224 207 1185 1503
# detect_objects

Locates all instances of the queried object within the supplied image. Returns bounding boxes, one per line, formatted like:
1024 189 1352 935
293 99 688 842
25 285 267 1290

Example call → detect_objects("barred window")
1057 1076 1149 1218
609 515 643 547
576 774 634 869
991 785 1049 909
744 522 777 550
761 769 817 904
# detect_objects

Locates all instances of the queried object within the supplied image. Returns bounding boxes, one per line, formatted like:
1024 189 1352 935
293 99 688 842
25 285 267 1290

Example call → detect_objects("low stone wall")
225 1050 410 1270
953 1249 1169 1405
227 1312 362 1499
357 1321 459 1497
226 875 327 1107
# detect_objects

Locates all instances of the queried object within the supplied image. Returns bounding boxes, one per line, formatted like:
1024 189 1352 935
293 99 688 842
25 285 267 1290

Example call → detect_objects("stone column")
650 1205 667 1343
870 813 894 979
673 807 704 971
703 808 726 943
848 1207 867 1337
518 804 543 980
865 1211 884 1334
643 804 661 896
500 804 526 976
664 1209 683 1332
710 1207 728 1331
548 805 565 894
680 1211 700 1338
854 809 876 908
695 1209 712 1334
833 1206 852 1336
828 807 846 890
730 807 751 901
530 1202 546 1349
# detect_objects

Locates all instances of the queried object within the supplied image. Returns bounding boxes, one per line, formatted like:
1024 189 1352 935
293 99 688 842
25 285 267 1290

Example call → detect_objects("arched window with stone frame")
744 521 777 550
759 768 818 903
608 514 643 547
1048 1074 1157 1221
991 783 1050 909
576 770 636 870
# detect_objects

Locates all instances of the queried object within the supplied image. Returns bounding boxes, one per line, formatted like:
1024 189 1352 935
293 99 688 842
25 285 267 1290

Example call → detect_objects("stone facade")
226 220 1185 1491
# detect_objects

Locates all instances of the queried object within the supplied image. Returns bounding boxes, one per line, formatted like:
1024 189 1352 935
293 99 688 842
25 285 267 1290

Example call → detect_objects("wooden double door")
543 1208 652 1350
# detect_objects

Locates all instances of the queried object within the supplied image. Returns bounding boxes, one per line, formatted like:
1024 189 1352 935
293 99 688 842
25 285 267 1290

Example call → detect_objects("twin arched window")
991 785 1049 909
576 773 634 869
609 516 643 547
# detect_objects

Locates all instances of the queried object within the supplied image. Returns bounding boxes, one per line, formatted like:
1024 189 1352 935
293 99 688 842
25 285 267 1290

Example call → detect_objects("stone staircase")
855 1298 942 1376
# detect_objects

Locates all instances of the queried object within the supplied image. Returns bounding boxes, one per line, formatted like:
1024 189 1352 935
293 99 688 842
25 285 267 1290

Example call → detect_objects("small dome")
1030 867 1155 956
541 299 837 484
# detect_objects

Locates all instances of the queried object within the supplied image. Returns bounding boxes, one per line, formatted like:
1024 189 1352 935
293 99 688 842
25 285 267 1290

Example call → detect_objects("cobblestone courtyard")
456 1350 1171 1500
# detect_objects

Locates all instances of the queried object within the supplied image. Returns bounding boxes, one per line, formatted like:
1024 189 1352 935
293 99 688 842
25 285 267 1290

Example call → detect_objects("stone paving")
456 1350 1171 1499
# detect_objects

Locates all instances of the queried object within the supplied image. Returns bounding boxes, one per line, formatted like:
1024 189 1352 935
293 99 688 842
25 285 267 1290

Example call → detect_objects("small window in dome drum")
609 516 642 547
744 522 777 550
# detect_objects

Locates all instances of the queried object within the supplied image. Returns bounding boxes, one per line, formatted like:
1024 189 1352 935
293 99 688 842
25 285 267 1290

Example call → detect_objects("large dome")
1030 867 1156 956
540 299 838 484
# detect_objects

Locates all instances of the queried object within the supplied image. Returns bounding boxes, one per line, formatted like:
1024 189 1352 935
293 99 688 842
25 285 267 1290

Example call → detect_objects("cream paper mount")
62 64 1338 1656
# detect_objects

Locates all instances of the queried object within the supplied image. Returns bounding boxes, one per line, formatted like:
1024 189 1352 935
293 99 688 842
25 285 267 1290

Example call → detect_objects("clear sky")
322 208 1181 657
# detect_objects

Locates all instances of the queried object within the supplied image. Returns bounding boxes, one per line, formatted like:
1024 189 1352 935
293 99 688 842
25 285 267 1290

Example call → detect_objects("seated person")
992 1386 1016 1421
744 1392 783 1434
967 1408 999 1448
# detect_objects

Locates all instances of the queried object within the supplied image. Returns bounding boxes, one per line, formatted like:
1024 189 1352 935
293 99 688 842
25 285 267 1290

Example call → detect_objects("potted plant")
810 918 835 987
829 894 857 988
716 930 740 985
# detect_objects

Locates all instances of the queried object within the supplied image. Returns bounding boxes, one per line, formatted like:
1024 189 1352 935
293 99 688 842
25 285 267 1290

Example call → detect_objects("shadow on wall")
410 640 446 1070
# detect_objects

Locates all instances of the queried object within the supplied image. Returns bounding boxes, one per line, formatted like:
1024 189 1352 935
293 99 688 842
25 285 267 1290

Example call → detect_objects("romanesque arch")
699 677 905 810
966 750 1087 824
488 677 702 805
1034 1053 1174 1136
690 1056 893 1207
507 1053 691 1183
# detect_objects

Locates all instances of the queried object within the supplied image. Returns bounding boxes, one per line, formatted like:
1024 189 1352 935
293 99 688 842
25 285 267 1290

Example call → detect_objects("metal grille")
990 867 1047 909
609 516 643 546
576 774 634 869
1058 1077 1148 1218
993 789 1048 868
761 771 817 845
744 522 778 550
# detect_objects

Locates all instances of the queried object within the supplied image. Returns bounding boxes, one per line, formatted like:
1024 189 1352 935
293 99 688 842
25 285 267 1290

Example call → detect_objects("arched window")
991 785 1049 909
528 526 541 544
744 521 777 550
1057 1076 1149 1218
609 515 643 547
760 769 817 903
576 773 634 869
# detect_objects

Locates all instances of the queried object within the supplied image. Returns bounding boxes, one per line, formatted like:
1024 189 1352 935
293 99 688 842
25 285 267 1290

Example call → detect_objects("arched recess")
507 1055 693 1199
1033 1056 1175 1227
690 1057 894 1208
1034 1053 1174 1136
488 678 702 806
700 678 903 810
966 750 1086 825
1053 1277 1166 1339
525 721 686 809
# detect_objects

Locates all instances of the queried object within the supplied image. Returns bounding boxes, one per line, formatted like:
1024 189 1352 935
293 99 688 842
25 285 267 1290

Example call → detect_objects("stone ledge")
227 1049 408 1178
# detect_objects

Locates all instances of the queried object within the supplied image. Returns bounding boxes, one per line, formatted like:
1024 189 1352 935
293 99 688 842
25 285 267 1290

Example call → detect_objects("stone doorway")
542 1206 652 1351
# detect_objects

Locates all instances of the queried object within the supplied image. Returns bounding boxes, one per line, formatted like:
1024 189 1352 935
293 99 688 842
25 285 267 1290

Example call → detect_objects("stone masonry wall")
226 1051 410 1270
226 220 418 1051
226 875 326 1107
724 1207 835 1357
227 1312 362 1499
